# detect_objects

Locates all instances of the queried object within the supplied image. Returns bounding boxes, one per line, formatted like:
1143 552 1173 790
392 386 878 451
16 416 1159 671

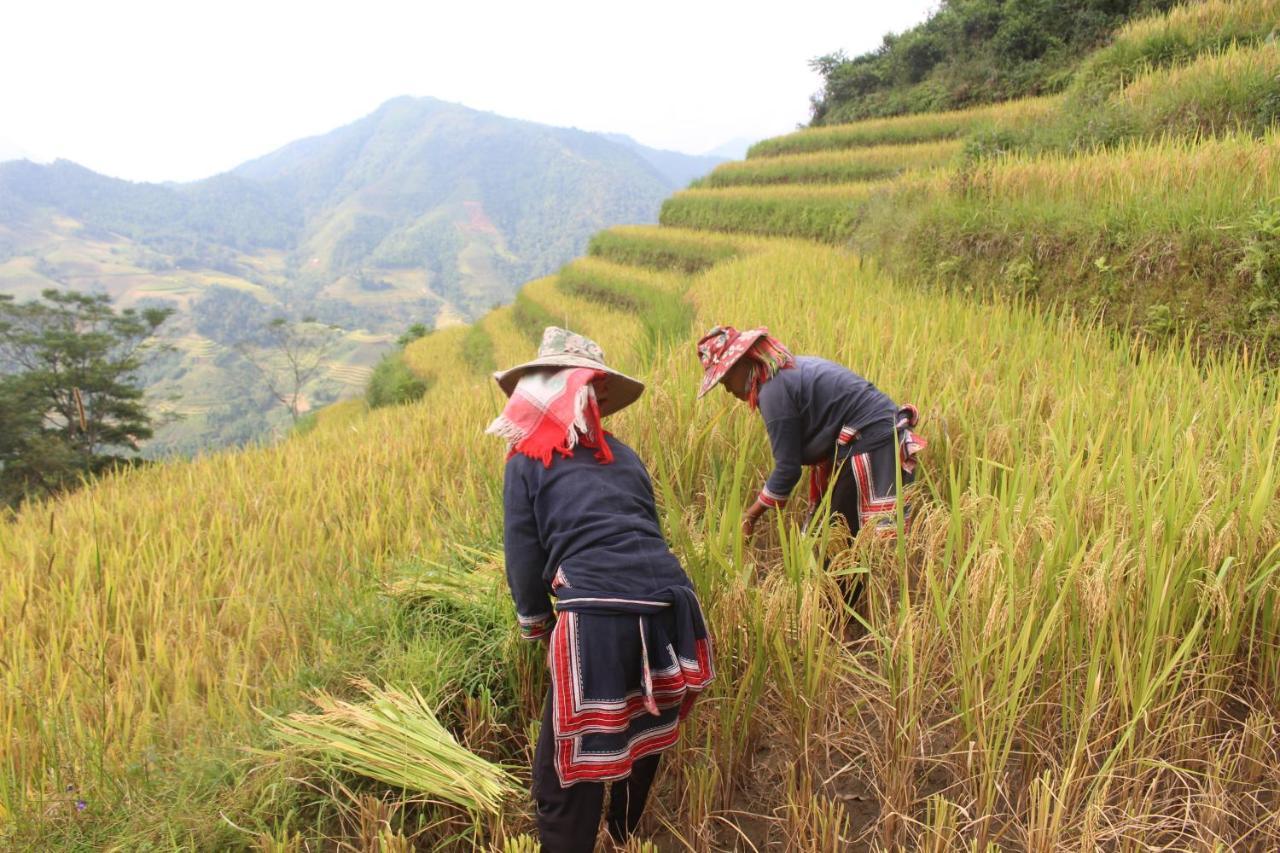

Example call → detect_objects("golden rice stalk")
266 678 518 814
500 835 540 853
1119 0 1280 43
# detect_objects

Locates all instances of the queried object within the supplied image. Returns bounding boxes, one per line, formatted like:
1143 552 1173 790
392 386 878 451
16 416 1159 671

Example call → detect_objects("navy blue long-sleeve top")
502 433 689 639
756 356 898 504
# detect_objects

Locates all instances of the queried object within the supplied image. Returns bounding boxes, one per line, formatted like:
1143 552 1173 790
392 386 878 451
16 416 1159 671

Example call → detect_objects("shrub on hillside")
1240 200 1280 321
365 352 429 409
397 323 429 347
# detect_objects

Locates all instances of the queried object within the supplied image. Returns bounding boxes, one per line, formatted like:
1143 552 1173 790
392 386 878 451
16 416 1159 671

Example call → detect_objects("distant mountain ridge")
701 137 757 161
0 138 37 164
600 132 726 188
0 96 720 454
0 97 719 316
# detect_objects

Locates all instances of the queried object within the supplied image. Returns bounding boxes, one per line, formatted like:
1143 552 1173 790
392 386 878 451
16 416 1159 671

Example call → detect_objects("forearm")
503 463 553 640
760 460 800 507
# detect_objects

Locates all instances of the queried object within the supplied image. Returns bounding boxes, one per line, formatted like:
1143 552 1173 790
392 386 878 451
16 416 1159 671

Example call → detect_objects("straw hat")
492 326 645 416
695 325 770 398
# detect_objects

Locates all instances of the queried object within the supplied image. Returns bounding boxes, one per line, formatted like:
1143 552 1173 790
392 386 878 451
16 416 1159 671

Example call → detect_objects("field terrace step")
1070 0 1280 97
407 320 491 384
555 258 698 365
483 305 539 370
748 96 1057 157
559 256 687 295
659 181 903 241
520 275 644 371
308 398 368 433
697 139 962 188
325 363 376 386
588 225 757 274
1044 39 1280 150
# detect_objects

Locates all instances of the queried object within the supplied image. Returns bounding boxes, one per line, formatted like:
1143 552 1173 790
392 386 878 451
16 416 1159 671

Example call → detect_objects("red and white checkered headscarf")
485 367 613 467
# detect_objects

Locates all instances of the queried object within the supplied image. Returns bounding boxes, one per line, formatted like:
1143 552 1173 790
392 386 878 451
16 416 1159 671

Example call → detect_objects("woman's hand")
741 499 768 540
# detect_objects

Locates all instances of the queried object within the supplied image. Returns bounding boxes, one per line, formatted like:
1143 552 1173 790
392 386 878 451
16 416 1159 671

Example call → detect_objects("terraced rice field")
326 362 376 386
4 3 1280 848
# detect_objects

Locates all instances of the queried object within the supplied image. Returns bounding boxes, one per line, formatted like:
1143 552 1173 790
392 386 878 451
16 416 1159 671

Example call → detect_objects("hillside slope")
4 2 1280 849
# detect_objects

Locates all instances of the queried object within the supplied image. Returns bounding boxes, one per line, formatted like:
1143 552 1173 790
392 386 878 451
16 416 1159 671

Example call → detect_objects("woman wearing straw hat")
486 326 714 852
695 325 925 594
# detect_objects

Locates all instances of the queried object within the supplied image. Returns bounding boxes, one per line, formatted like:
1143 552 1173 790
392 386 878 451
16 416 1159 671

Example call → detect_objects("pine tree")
0 290 172 506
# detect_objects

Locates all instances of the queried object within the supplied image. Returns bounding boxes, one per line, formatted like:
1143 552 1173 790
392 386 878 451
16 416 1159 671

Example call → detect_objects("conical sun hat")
696 325 770 398
492 326 645 417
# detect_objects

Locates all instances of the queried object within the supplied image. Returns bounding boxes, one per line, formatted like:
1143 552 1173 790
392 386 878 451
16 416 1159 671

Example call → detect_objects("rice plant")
697 139 961 188
1071 0 1280 97
1101 39 1280 141
6 4 1280 845
659 181 897 240
520 274 646 370
746 97 1057 158
6 226 1280 847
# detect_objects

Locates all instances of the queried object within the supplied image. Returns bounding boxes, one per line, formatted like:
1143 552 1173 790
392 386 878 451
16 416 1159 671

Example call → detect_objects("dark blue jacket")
502 434 689 638
757 356 898 502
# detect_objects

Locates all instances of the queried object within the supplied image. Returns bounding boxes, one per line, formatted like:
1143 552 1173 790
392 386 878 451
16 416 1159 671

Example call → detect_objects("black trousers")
828 442 914 609
531 692 662 852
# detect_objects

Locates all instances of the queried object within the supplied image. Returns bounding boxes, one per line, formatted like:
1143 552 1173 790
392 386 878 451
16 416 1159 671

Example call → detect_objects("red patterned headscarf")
696 325 794 409
485 367 613 467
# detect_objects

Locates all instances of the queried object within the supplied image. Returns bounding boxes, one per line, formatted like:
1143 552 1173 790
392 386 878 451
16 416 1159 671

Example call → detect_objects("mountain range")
0 96 723 454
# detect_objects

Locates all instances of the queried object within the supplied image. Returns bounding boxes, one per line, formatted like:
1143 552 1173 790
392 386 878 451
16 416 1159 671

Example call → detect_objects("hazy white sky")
1 0 937 183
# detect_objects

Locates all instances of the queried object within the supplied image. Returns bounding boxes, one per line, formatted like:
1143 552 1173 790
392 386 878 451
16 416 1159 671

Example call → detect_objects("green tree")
396 322 429 347
0 289 173 506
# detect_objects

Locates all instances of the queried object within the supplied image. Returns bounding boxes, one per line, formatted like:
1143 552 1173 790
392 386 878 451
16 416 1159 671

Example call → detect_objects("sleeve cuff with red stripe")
518 612 554 641
758 487 789 508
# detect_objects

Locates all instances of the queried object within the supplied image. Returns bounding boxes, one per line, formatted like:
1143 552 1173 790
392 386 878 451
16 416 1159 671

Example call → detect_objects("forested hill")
0 97 722 454
809 0 1181 123
0 97 717 318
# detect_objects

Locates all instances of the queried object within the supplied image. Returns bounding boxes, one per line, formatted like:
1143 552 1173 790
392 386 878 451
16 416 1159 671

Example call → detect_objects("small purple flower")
75 799 87 812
